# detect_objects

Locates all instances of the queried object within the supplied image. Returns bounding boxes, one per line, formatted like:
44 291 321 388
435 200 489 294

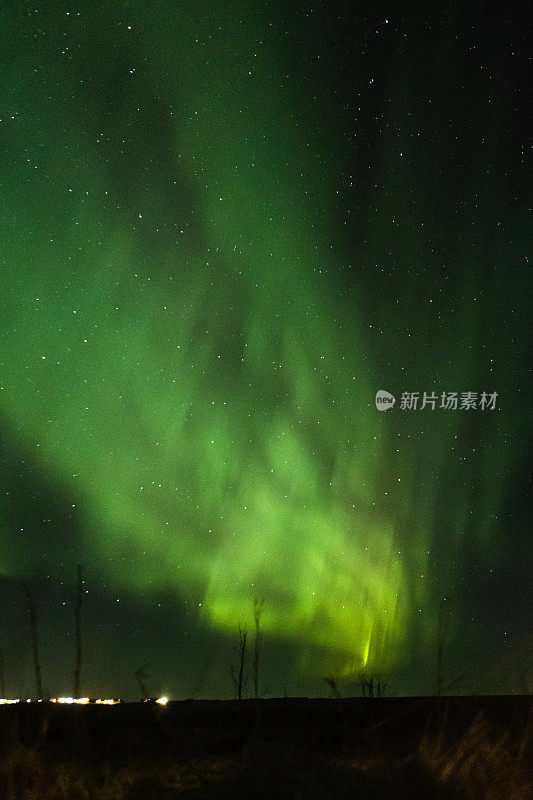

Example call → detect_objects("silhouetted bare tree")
135 666 150 700
252 598 264 699
360 673 387 698
436 597 447 696
72 565 84 698
0 641 5 698
434 596 464 694
23 582 43 698
324 676 341 698
231 624 248 700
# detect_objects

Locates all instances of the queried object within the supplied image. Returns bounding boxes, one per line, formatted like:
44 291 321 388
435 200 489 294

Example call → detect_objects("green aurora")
0 1 530 694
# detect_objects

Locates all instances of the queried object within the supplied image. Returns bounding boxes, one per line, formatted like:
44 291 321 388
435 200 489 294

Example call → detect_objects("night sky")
0 1 530 700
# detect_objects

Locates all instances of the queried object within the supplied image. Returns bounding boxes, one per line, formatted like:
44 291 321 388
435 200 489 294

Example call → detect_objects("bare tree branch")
73 565 84 698
231 624 248 700
23 582 43 699
253 598 264 699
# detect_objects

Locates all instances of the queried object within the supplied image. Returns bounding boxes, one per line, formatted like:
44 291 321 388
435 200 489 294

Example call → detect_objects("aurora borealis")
0 1 530 699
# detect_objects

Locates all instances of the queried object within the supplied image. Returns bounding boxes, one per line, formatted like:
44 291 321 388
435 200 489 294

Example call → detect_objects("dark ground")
1 696 531 799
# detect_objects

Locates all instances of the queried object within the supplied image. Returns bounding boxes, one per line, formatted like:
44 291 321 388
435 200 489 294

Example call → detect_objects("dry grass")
0 699 530 799
417 703 532 800
0 748 239 800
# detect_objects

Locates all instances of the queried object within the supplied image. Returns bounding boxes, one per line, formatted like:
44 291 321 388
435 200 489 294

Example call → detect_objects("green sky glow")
0 1 529 694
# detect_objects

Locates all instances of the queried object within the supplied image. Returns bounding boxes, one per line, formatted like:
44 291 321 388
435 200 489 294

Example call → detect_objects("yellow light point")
59 697 87 704
50 697 91 705
156 696 168 705
0 699 20 704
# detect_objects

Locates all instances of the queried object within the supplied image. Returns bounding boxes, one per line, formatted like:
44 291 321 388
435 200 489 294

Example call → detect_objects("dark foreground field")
1 696 531 799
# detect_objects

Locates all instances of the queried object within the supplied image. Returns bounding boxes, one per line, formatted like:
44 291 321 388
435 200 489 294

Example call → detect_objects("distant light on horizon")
0 698 124 705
